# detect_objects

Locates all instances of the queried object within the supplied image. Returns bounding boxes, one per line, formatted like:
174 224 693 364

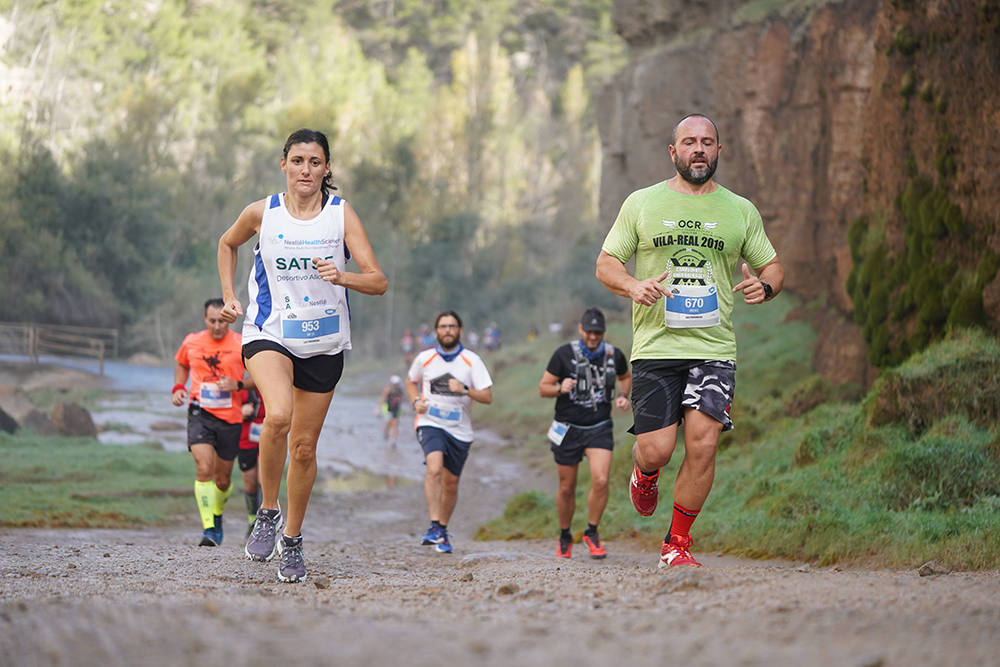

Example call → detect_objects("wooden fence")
0 323 119 375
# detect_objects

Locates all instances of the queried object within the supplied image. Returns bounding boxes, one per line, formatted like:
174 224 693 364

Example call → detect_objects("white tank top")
242 193 352 358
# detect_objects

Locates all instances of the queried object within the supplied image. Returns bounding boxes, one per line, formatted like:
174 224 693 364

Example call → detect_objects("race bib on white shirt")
664 284 721 328
427 402 462 426
280 304 342 345
198 383 232 409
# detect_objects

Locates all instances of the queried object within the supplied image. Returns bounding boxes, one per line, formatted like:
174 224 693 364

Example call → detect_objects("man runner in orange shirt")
172 297 253 546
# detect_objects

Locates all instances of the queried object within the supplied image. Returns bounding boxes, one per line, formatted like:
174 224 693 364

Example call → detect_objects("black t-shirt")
385 386 403 412
546 342 628 426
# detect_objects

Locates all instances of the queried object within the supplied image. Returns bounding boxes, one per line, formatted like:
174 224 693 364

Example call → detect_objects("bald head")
671 114 720 147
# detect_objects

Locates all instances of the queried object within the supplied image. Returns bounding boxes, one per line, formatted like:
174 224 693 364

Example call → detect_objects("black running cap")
580 307 605 332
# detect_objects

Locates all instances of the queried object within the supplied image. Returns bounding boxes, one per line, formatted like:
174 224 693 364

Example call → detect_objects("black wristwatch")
760 281 773 301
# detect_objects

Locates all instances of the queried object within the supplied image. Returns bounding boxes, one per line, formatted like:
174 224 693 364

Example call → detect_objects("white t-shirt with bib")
408 347 493 443
242 193 352 358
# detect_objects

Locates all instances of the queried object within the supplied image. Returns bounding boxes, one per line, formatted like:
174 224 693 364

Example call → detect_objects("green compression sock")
212 482 233 516
194 480 215 529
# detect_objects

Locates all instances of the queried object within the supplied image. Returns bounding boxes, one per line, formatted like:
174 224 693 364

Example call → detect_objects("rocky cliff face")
597 0 1000 385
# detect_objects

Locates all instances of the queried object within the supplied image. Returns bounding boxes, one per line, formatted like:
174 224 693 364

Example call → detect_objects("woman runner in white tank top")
218 129 387 583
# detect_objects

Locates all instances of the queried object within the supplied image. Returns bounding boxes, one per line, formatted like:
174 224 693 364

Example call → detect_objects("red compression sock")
670 502 700 540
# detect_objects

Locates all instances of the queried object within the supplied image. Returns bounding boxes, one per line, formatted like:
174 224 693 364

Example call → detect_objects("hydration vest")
569 340 617 410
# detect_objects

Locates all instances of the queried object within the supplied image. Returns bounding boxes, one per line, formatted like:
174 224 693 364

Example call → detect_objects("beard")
674 153 718 185
437 333 460 349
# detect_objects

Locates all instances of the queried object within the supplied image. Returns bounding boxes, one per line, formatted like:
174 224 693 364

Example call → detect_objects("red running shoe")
658 534 702 568
556 535 572 558
629 465 659 516
582 532 606 559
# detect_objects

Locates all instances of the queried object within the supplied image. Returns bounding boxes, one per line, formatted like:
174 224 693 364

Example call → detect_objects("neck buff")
578 339 605 361
436 342 464 362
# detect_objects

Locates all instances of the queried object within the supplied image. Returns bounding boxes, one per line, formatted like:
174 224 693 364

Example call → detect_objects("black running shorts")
550 420 614 466
237 445 259 472
242 341 344 393
187 405 241 461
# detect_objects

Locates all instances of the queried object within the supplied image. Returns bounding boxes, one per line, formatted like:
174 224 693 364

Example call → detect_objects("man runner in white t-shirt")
405 310 493 554
596 114 785 568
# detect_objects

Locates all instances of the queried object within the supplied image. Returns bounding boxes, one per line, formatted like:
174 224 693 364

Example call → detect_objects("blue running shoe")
435 532 453 554
199 527 218 547
421 524 444 545
213 514 223 545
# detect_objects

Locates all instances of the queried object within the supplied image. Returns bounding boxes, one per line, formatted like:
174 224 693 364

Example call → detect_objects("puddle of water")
322 470 416 493
10 354 522 492
90 389 429 484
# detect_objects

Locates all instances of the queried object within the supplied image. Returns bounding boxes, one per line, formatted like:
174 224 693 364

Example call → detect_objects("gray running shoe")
277 535 306 583
245 507 283 562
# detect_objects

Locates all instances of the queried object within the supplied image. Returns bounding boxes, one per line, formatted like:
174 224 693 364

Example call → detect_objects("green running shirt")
602 181 777 362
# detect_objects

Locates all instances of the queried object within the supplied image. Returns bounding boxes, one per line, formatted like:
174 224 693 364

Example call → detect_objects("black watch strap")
761 281 773 300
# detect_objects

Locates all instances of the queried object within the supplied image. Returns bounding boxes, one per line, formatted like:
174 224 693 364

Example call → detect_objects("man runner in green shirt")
596 113 785 568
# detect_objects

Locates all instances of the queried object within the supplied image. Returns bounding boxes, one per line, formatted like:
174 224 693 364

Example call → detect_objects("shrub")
784 375 832 418
899 69 916 97
880 424 1000 510
892 25 919 57
864 329 1000 431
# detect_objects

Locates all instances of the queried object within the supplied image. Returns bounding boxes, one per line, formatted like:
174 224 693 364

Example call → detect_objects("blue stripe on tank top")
252 244 272 329
269 193 280 208
328 196 348 258
334 194 350 321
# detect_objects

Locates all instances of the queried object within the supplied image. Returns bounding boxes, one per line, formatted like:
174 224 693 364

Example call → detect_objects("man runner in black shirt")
538 308 631 558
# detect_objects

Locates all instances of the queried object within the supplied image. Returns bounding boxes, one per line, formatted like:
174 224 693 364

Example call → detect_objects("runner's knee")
287 439 317 463
683 425 720 460
590 473 609 493
636 433 676 466
264 410 292 436
557 478 576 496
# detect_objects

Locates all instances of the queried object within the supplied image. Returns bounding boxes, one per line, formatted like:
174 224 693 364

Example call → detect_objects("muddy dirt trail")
3 453 1000 667
2 361 999 666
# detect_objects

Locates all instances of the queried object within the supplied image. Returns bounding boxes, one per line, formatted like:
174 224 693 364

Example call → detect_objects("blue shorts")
417 426 472 477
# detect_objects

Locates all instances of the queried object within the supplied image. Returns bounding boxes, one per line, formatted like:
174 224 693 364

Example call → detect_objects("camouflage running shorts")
629 359 736 434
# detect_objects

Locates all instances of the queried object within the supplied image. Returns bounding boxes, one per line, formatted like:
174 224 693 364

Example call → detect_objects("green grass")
0 433 198 526
475 299 1000 570
23 385 106 411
